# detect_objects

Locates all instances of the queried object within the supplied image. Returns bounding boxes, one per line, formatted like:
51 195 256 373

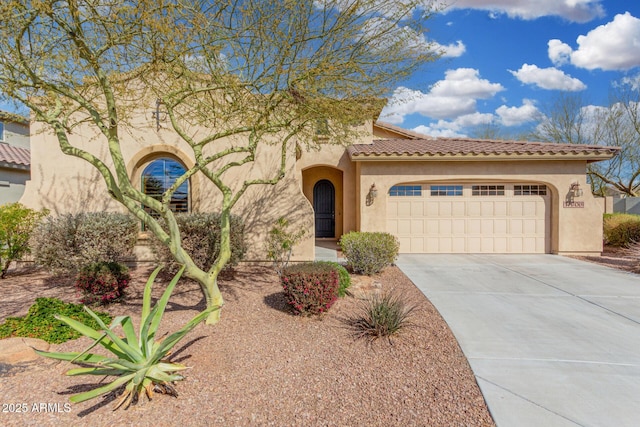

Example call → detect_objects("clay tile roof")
348 138 620 160
0 143 30 168
373 121 431 139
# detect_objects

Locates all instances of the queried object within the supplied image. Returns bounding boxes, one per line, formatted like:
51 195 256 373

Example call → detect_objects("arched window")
141 158 189 216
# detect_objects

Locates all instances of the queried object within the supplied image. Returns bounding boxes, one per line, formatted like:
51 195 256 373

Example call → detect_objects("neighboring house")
20 106 619 260
0 111 30 205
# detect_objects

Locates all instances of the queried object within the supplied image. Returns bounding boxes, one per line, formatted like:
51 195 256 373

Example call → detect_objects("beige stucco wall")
297 140 366 239
1 119 30 204
355 159 604 255
21 104 317 262
0 167 29 205
20 103 607 259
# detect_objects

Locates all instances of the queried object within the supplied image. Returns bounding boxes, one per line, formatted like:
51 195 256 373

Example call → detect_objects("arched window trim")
141 157 190 217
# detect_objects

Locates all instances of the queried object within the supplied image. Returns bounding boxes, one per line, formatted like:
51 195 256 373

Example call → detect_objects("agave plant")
35 266 219 409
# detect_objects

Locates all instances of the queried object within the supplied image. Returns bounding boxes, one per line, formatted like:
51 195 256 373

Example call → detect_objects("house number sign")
563 201 584 208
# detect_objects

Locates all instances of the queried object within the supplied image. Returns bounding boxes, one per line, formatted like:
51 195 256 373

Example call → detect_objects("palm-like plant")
35 266 219 409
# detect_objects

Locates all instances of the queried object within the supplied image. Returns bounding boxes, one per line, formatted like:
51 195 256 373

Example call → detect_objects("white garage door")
387 183 550 253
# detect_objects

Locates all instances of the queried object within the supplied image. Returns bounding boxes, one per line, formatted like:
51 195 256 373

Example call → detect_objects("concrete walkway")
396 254 640 427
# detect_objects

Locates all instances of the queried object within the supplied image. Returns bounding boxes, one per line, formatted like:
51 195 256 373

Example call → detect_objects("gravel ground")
0 265 494 427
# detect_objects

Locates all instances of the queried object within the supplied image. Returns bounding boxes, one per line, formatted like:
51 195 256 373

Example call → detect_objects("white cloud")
380 68 504 123
619 74 640 91
412 124 466 138
496 100 541 126
412 112 496 138
551 13 640 71
509 64 586 91
548 39 573 66
432 40 466 58
435 0 604 23
569 12 640 70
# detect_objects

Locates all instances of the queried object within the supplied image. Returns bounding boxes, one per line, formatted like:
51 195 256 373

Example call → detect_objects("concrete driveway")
396 254 640 427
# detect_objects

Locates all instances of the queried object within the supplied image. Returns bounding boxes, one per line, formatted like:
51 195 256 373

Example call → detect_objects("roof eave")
348 152 619 162
0 161 30 170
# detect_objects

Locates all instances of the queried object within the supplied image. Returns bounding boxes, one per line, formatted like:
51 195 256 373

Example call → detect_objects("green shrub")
339 232 399 275
603 213 640 246
75 262 130 305
316 261 351 297
150 213 247 274
348 290 417 341
0 203 48 278
265 217 306 277
281 262 339 315
0 297 112 344
31 212 138 274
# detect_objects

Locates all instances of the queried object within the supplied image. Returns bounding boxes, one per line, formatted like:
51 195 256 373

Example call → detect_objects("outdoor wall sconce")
570 182 583 198
366 183 378 206
152 98 167 131
369 183 378 199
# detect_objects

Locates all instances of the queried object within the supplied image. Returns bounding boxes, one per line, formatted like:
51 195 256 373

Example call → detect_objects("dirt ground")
0 264 494 427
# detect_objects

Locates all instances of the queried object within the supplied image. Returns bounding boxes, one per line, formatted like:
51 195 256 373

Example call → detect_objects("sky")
379 0 640 138
2 0 639 141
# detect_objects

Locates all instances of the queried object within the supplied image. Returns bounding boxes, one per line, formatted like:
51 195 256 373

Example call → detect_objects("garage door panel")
411 202 424 216
452 219 465 234
481 219 494 234
467 237 481 252
426 202 439 216
439 202 452 216
468 219 481 234
495 219 507 234
388 184 549 254
452 237 465 252
397 201 411 217
523 201 537 216
439 219 452 234
452 202 465 216
467 201 481 216
398 219 411 234
411 237 424 253
481 201 494 216
494 237 508 253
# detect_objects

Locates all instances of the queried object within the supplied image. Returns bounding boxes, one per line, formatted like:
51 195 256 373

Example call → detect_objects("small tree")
0 203 48 278
265 217 307 277
0 0 440 323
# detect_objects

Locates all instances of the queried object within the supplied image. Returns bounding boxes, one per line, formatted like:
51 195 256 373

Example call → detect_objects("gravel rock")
0 266 494 427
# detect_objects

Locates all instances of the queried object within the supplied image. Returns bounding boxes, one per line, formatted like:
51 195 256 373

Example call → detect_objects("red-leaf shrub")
74 262 130 305
281 263 339 315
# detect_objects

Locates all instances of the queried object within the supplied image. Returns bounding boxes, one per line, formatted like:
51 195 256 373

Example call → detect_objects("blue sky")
380 0 640 138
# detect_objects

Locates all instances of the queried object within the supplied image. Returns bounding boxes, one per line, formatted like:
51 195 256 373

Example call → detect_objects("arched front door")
314 179 335 238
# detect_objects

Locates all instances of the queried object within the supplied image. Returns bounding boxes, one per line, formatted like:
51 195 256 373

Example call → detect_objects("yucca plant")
35 266 219 409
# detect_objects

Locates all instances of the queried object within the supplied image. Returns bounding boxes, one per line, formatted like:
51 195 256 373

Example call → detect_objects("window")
0 121 4 142
430 185 463 196
472 185 505 196
389 185 422 196
515 184 547 195
141 158 189 217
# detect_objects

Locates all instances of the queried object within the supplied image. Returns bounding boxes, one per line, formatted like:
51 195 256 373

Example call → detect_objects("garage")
387 183 550 253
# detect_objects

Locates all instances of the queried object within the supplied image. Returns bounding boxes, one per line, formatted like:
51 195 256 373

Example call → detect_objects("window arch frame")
140 157 191 217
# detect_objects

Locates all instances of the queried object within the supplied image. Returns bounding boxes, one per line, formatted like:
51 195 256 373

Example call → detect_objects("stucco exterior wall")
21 106 317 261
0 167 29 205
355 159 604 255
0 117 30 204
2 121 30 149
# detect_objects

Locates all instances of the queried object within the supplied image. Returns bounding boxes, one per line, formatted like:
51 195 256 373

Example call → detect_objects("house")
0 111 30 205
19 105 619 260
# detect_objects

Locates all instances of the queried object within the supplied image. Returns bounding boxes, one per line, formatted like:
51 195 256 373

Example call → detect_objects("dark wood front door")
314 179 335 238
